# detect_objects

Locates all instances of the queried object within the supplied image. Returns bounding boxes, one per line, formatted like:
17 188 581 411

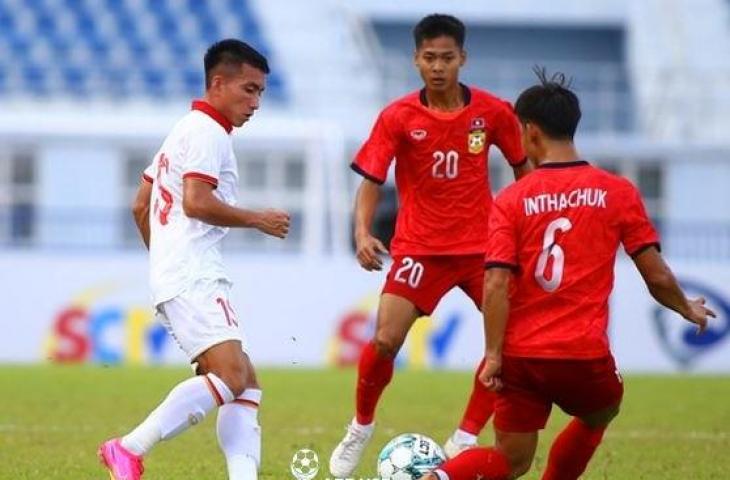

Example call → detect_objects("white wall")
1 252 728 372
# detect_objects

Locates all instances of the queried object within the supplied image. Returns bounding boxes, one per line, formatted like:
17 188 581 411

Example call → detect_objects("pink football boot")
98 438 144 480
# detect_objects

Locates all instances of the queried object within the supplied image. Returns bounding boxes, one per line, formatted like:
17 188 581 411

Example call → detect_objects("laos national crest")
468 117 486 154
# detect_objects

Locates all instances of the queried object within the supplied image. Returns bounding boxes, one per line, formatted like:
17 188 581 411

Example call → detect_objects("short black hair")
413 14 465 49
204 39 269 89
515 66 582 140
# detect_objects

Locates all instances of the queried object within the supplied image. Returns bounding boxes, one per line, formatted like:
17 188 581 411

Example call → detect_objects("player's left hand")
684 296 716 334
479 354 503 392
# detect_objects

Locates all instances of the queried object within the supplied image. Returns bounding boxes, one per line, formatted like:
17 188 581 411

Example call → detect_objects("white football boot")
329 419 375 478
443 430 478 459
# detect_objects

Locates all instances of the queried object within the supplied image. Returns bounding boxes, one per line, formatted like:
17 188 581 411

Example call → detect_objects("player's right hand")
355 233 388 271
478 355 503 392
255 209 290 239
684 296 716 334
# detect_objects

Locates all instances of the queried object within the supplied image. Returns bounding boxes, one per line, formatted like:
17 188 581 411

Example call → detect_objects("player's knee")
372 334 402 357
220 370 246 397
502 448 534 479
510 456 533 478
581 403 621 429
205 361 248 397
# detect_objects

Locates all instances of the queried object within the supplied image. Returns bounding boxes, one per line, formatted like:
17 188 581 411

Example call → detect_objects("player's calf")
494 430 539 479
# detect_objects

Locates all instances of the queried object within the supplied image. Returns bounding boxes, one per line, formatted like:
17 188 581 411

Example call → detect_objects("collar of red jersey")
191 100 233 134
538 160 589 169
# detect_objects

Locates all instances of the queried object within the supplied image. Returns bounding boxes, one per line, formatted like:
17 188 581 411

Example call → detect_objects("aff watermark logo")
290 449 320 480
290 448 382 480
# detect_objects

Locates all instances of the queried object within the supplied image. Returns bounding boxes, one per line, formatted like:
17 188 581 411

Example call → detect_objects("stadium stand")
0 0 286 101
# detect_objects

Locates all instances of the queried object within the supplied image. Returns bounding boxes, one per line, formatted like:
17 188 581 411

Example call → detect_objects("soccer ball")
377 433 446 479
290 449 319 480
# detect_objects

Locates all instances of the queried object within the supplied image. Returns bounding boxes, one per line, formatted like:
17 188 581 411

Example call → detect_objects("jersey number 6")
535 217 572 292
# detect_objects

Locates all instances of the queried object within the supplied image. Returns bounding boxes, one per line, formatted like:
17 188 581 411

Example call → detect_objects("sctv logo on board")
45 282 170 364
326 293 469 369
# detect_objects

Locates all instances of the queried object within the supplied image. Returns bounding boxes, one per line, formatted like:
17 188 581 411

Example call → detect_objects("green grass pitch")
2 366 729 479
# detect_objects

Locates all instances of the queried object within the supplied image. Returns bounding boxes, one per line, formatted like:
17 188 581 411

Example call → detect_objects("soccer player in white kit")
98 39 290 480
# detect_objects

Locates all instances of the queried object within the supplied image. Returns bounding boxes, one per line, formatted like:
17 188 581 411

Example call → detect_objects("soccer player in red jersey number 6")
98 40 290 480
329 14 532 477
423 69 715 480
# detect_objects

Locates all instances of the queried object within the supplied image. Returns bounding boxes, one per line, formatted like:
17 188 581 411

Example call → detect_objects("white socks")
121 373 234 456
452 429 478 445
120 374 263 480
217 389 262 479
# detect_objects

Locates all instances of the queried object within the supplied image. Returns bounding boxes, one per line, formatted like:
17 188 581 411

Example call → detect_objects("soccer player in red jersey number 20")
98 40 290 480
423 69 715 480
329 14 532 478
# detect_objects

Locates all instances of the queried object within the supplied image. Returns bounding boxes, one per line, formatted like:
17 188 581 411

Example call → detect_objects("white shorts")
156 279 247 361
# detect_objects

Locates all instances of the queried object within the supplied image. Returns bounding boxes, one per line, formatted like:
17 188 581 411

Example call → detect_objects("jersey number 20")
535 217 572 292
432 150 459 179
394 257 424 288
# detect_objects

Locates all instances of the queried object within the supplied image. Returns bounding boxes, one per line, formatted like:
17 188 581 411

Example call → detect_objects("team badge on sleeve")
468 117 486 154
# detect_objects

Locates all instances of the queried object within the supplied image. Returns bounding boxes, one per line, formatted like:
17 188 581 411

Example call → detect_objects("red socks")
355 342 395 425
437 447 510 480
458 357 496 434
542 418 606 480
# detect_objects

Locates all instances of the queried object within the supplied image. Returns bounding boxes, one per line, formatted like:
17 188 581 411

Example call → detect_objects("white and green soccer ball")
377 433 446 479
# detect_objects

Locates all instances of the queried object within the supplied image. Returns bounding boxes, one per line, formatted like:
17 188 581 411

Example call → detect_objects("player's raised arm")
353 178 389 271
632 247 715 332
131 178 153 249
182 177 290 238
494 100 532 180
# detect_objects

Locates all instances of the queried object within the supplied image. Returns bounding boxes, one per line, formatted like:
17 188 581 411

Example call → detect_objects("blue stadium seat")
61 65 88 97
23 64 47 96
141 67 166 97
48 33 72 60
8 33 30 59
36 12 57 35
0 7 15 33
182 67 204 96
103 66 131 97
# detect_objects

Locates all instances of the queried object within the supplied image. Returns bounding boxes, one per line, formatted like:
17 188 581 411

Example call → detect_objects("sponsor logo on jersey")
468 117 487 154
410 129 428 141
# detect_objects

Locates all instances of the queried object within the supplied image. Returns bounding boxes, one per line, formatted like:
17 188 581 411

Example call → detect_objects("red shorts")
382 255 484 315
494 354 624 433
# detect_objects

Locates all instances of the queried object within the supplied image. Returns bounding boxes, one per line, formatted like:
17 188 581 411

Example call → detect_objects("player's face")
217 64 267 127
414 36 465 93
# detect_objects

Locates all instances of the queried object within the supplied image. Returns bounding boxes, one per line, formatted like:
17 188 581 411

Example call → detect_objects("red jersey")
485 161 660 359
353 85 525 256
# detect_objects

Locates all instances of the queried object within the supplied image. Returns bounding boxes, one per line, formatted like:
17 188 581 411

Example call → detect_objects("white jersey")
143 101 239 306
